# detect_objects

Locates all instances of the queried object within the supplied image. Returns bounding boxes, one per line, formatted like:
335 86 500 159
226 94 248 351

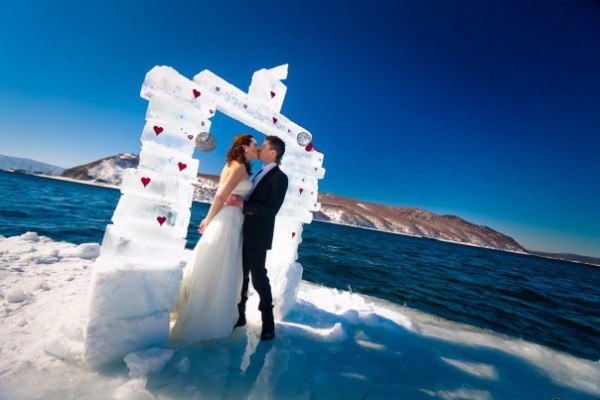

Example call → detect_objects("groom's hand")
225 194 243 209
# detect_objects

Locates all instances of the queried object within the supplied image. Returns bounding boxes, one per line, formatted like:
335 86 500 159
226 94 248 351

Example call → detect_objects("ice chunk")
265 261 303 320
124 347 174 378
248 65 288 113
113 378 155 400
111 194 192 239
100 224 186 267
138 140 199 182
140 120 200 157
19 231 40 242
120 168 195 207
7 288 26 303
62 243 100 260
84 311 170 367
86 262 182 320
146 95 213 127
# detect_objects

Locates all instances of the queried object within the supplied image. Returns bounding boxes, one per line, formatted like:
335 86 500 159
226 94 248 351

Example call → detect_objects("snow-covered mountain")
60 153 218 201
316 193 526 253
0 154 65 175
59 154 527 253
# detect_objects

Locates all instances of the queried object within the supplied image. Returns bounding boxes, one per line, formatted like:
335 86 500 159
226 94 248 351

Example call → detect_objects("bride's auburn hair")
226 133 253 175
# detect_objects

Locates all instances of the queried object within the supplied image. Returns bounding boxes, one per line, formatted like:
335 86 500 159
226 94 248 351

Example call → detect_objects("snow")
1 232 599 399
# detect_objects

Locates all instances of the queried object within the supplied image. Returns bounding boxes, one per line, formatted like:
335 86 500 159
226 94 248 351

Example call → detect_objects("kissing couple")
170 134 288 342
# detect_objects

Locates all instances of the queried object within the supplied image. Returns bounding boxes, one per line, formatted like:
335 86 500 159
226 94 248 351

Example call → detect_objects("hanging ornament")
141 177 151 187
297 132 312 146
195 132 217 153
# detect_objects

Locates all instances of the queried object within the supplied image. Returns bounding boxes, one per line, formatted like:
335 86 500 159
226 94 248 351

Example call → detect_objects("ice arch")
83 65 325 366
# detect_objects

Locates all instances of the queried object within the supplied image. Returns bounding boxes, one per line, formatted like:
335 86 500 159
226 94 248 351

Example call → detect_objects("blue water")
1 170 599 361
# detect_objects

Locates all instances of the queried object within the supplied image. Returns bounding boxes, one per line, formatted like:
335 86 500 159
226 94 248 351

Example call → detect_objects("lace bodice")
230 179 252 197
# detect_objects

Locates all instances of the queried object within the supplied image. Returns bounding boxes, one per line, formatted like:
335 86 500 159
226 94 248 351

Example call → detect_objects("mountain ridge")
0 154 65 175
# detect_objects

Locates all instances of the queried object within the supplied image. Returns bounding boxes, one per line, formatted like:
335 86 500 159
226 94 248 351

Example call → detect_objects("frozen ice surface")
1 233 600 399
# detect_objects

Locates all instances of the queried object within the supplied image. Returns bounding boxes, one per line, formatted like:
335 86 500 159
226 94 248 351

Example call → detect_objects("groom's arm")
243 173 288 217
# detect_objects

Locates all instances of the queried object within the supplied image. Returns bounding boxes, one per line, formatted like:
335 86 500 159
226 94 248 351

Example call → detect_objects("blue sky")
0 0 599 257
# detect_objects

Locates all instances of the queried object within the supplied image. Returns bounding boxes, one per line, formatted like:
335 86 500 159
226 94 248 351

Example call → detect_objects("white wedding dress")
170 179 252 342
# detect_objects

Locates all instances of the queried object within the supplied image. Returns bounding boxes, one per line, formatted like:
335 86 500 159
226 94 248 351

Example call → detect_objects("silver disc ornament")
296 131 312 146
195 132 217 153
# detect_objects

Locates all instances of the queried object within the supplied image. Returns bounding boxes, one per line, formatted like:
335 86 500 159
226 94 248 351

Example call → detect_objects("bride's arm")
199 163 247 234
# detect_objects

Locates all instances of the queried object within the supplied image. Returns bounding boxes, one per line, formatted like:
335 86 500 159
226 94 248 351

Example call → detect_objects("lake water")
1 170 598 360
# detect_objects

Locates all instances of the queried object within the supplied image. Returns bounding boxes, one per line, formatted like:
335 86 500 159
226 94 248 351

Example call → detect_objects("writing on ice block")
83 64 325 366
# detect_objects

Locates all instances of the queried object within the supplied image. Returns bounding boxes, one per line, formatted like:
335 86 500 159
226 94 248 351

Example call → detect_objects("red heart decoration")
209 109 214 114
188 135 194 140
193 89 200 98
216 86 220 91
141 177 151 187
292 232 296 238
178 162 187 171
270 91 276 98
153 126 164 135
305 143 313 151
157 216 166 226
272 117 278 124
243 104 248 109
302 178 305 182
299 188 304 195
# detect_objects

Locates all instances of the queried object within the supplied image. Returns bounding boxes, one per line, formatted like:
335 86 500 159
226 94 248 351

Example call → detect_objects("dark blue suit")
239 165 288 318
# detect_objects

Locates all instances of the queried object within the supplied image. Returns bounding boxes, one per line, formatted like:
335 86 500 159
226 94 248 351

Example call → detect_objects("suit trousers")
240 246 273 313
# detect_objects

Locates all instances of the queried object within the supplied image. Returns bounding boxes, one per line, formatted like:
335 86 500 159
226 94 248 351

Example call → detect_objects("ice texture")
84 311 170 367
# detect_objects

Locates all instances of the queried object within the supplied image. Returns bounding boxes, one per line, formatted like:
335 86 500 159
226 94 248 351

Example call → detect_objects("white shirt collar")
251 162 277 190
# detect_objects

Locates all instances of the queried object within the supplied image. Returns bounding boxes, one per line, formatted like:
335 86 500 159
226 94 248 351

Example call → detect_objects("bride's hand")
199 219 210 234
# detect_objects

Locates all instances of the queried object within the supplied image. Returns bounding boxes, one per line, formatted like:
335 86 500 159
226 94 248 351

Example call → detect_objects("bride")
170 133 258 342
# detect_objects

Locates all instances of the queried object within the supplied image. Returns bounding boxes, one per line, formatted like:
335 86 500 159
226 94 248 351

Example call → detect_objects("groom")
228 135 288 341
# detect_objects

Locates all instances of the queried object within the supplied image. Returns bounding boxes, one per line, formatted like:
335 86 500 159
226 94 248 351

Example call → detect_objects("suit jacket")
242 165 288 250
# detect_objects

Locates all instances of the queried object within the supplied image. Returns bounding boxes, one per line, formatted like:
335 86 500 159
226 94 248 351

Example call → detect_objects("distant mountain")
54 154 600 264
526 250 600 267
60 153 219 201
0 154 65 175
315 193 526 253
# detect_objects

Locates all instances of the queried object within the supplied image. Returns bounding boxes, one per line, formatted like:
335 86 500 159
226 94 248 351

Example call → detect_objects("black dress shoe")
260 329 275 341
234 314 246 328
